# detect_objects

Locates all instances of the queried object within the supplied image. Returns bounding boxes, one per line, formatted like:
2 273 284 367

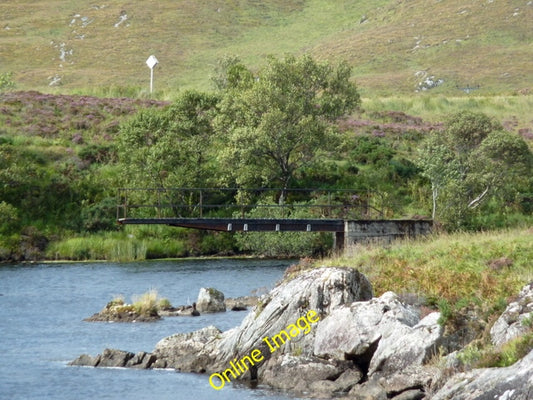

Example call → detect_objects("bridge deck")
118 218 345 232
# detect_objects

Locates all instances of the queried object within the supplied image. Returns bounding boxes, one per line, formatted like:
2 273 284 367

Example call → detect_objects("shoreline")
1 254 294 266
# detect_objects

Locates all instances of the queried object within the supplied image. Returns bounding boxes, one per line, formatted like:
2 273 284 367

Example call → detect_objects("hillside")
1 0 531 95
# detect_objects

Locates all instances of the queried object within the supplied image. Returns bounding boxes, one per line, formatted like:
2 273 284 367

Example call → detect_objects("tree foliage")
417 111 533 228
118 90 219 189
215 54 361 194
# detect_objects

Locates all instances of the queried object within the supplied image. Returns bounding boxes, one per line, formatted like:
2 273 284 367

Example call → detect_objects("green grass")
44 224 234 261
46 232 149 262
324 228 533 306
1 0 531 96
456 332 533 369
362 94 533 133
132 288 160 316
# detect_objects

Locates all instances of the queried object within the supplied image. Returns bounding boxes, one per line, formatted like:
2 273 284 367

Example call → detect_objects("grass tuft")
132 289 160 317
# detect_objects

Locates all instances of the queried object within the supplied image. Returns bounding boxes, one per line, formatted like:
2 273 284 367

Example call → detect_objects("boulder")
214 267 373 365
196 287 226 313
490 282 533 346
334 368 364 392
69 353 101 367
348 379 388 400
431 349 533 400
260 354 349 393
313 291 441 376
153 325 221 372
125 351 156 369
377 365 437 397
97 348 134 367
369 311 442 375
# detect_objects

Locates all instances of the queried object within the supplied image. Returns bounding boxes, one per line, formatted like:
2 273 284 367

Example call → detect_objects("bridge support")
343 220 433 248
334 231 345 252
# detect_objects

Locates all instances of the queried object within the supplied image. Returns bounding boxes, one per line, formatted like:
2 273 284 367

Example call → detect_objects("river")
0 259 297 400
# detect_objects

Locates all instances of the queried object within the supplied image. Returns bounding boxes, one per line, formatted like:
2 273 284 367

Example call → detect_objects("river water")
0 259 297 400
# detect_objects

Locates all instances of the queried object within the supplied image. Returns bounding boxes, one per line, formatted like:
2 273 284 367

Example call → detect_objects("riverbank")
69 227 533 398
71 265 533 399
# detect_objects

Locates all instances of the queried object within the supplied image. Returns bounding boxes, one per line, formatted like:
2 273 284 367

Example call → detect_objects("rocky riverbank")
70 267 533 399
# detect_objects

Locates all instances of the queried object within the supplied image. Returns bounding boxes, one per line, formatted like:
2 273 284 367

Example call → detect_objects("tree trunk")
431 183 438 220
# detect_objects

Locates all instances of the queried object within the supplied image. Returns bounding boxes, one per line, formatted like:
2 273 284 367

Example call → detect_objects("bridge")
116 188 432 250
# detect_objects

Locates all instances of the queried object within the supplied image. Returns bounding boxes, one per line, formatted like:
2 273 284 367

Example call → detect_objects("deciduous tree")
215 54 360 200
417 111 532 228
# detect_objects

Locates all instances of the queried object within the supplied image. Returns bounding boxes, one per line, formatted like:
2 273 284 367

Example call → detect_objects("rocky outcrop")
490 282 533 346
152 325 221 371
314 292 442 377
211 267 374 368
69 349 156 369
70 267 533 399
144 267 445 397
431 349 533 400
196 287 226 313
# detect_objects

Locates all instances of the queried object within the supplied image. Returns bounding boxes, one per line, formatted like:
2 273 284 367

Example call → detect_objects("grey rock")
334 368 364 392
152 358 167 369
68 353 101 367
490 282 533 346
308 379 340 397
260 354 345 392
369 311 442 375
313 291 441 377
97 348 134 367
377 365 436 396
153 325 221 372
196 287 226 313
391 389 425 400
126 351 156 369
214 267 373 366
431 349 533 400
225 296 258 311
348 379 388 400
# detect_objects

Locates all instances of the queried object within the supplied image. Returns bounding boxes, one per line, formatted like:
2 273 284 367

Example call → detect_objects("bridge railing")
116 188 389 221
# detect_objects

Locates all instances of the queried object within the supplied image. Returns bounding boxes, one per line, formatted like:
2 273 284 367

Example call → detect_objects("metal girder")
117 218 345 232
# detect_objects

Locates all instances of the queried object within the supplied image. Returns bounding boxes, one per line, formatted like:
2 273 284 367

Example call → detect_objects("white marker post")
146 55 159 93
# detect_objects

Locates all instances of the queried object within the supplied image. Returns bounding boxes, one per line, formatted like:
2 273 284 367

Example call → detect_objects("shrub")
159 298 172 310
132 289 160 316
0 201 20 235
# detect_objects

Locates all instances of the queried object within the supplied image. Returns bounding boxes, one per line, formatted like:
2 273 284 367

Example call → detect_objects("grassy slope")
1 0 531 96
324 228 533 306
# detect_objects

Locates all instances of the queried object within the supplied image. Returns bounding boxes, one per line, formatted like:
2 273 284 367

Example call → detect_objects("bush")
81 197 119 232
0 201 20 235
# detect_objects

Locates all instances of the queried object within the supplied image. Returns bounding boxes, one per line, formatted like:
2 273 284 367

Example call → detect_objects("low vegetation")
457 332 533 370
1 1 530 96
326 228 532 307
1 54 531 261
87 289 173 322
